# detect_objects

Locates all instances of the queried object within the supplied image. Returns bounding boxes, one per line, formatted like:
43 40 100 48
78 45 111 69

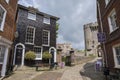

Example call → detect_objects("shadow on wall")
80 61 105 80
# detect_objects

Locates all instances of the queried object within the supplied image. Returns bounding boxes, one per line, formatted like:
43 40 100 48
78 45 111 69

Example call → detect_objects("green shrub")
25 51 36 60
42 51 52 59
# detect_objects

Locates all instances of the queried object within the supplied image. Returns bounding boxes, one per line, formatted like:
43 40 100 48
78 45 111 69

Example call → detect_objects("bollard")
36 66 38 71
54 62 58 70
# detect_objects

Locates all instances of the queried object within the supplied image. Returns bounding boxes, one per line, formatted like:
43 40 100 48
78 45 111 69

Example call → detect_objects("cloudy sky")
19 0 97 50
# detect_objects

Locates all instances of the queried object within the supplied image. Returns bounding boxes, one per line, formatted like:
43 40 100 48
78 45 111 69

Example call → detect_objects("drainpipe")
97 0 108 67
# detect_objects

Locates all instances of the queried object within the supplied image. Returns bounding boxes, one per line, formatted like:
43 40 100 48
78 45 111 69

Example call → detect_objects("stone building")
84 22 100 56
57 43 72 56
0 0 18 77
57 43 75 66
13 4 59 66
97 0 120 79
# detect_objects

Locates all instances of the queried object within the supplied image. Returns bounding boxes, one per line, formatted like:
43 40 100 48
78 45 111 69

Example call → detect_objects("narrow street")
3 58 104 80
1 0 120 79
32 63 84 80
32 58 104 80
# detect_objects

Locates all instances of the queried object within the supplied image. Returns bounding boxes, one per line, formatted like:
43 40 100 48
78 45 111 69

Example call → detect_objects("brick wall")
0 0 18 76
97 0 120 71
0 0 18 41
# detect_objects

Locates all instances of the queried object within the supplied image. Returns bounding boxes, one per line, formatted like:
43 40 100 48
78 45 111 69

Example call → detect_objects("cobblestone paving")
31 57 91 80
60 64 84 80
80 62 105 80
3 67 43 80
32 72 62 80
3 57 104 80
61 58 105 80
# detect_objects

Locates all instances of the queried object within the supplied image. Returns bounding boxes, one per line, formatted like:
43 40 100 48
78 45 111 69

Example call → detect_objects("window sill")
109 27 119 34
35 58 42 60
28 18 36 21
114 66 120 69
42 44 49 47
25 43 34 45
43 23 50 25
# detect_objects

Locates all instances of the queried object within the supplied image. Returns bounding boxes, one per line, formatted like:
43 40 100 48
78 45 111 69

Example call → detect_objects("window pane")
0 45 5 63
34 47 41 59
115 46 120 65
117 56 120 65
0 7 5 17
108 10 117 32
115 47 120 55
25 27 35 44
105 0 110 5
0 6 5 28
28 12 36 20
36 54 41 58
43 17 50 24
42 30 49 45
5 0 9 3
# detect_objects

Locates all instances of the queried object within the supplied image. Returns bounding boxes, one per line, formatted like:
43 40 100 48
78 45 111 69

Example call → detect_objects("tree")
42 51 52 59
56 23 59 38
25 51 36 66
25 51 36 60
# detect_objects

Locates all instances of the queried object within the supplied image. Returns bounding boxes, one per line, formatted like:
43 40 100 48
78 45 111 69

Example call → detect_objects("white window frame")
105 0 110 6
34 46 42 60
42 30 50 46
27 12 36 21
108 9 118 33
43 17 50 24
25 26 35 45
0 4 7 31
113 43 120 68
5 0 9 3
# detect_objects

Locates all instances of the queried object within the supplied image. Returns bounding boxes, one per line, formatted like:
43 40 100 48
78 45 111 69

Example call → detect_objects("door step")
13 65 24 71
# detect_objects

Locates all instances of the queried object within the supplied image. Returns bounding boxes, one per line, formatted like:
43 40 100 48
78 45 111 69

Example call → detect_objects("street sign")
97 32 106 43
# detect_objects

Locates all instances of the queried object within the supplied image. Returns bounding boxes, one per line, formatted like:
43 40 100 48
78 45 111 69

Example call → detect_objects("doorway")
13 43 25 66
49 47 56 64
15 45 23 65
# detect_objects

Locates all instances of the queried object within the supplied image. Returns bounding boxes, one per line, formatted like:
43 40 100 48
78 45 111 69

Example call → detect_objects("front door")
50 49 54 64
15 45 23 65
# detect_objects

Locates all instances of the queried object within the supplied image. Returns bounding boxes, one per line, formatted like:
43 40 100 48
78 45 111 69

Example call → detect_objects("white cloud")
57 35 65 43
32 0 40 8
18 0 33 6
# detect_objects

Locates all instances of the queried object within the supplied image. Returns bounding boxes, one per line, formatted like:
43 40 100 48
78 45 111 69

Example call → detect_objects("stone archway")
13 43 25 66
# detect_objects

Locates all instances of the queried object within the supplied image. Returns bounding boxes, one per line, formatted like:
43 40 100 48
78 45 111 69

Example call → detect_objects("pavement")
80 58 105 80
32 72 62 80
60 57 105 80
2 57 105 80
2 66 43 80
60 63 84 80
